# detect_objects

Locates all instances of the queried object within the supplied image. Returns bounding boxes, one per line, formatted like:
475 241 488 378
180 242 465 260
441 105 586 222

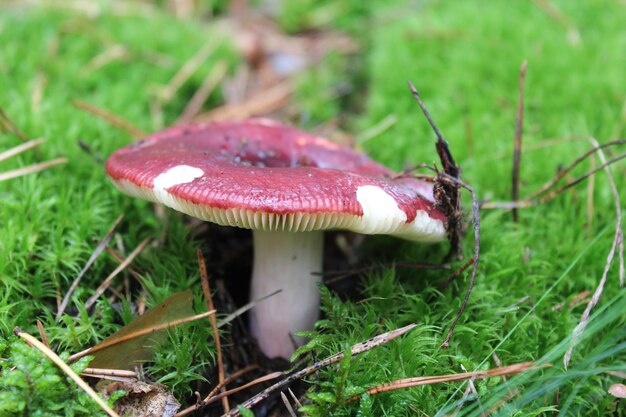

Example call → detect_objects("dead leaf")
89 290 195 369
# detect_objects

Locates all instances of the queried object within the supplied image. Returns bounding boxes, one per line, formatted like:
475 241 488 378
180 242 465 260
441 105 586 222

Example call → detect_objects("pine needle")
14 327 120 417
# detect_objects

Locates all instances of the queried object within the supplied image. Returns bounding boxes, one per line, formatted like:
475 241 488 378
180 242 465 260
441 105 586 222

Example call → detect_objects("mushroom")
105 119 446 359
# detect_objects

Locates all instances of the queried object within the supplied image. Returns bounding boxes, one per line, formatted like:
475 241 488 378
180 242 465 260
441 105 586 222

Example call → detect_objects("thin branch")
57 215 124 321
174 366 260 417
440 174 480 348
14 328 120 417
512 60 527 222
223 323 417 416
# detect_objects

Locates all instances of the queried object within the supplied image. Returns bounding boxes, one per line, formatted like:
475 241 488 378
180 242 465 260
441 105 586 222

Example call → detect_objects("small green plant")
0 338 110 417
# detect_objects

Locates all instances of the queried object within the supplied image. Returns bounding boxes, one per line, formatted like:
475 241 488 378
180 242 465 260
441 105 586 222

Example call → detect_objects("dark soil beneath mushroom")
188 222 367 416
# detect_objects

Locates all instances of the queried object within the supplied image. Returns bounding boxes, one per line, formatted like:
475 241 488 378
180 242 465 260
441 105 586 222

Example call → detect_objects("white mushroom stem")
249 230 324 359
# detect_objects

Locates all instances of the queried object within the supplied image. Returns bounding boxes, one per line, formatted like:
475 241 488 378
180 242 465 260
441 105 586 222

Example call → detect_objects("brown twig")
68 310 216 362
84 237 151 309
437 258 473 291
407 81 463 260
197 248 229 413
175 365 260 417
57 215 124 321
512 61 527 222
14 328 120 417
564 137 624 368
71 99 145 138
223 324 418 416
346 361 542 403
439 174 480 348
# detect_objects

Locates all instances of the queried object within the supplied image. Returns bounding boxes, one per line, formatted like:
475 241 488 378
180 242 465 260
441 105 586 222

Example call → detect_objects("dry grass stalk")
57 215 124 321
195 80 293 122
14 328 120 417
280 392 298 417
482 147 626 209
82 368 138 378
177 60 229 124
197 248 230 413
71 99 146 138
287 388 302 409
31 71 48 111
0 138 45 162
0 157 68 182
84 237 151 309
36 320 50 349
104 246 145 283
563 137 624 368
82 44 129 74
159 39 222 103
347 361 541 403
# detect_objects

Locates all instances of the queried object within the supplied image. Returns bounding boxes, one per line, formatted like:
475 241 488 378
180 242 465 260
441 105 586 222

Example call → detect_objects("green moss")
1 0 625 415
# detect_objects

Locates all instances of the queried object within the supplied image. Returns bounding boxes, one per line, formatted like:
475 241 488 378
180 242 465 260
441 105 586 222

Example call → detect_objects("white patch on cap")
355 185 446 242
356 185 407 234
153 165 204 208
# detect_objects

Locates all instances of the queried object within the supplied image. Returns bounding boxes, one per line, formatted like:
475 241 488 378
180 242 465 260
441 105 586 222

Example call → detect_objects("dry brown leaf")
88 290 195 369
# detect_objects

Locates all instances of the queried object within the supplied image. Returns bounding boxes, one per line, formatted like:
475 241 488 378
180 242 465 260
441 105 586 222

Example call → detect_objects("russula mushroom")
105 119 446 359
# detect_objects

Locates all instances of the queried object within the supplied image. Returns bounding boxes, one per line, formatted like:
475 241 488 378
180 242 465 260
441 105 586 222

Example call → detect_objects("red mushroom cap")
105 119 446 242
